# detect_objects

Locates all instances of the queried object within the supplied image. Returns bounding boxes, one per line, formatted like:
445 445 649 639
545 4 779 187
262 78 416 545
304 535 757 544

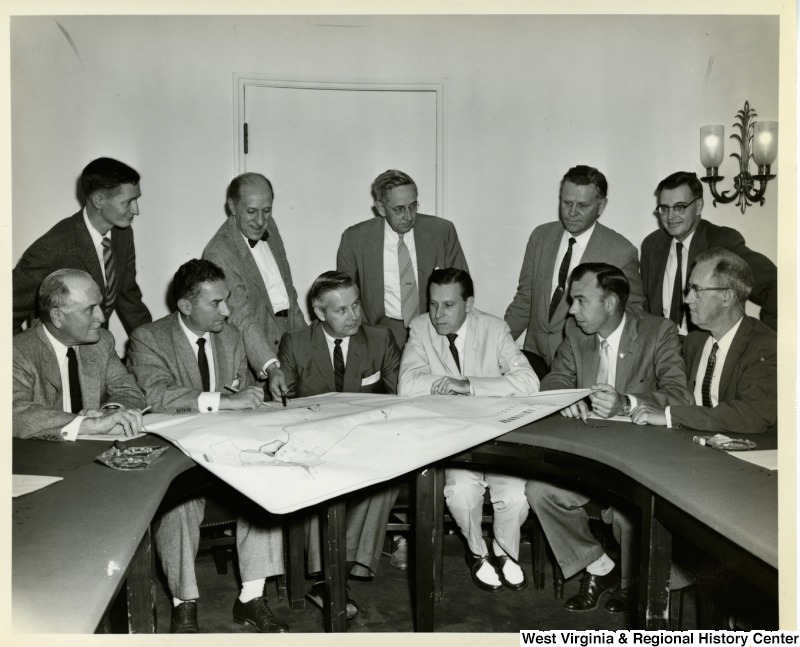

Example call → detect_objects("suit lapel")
539 225 563 314
649 232 672 316
343 328 366 392
687 219 710 274
227 218 276 316
71 213 105 289
76 343 104 408
366 220 386 317
582 334 600 387
719 317 751 398
311 324 337 393
614 313 638 392
265 218 295 303
35 324 63 396
172 313 204 390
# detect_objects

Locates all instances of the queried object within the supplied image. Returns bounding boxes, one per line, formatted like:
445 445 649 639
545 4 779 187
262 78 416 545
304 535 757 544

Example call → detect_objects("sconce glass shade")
752 121 778 167
700 125 724 168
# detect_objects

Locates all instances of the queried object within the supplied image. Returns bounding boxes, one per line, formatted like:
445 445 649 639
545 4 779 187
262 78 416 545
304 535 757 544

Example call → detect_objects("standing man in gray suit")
505 165 644 374
128 259 288 634
13 157 152 335
203 173 307 400
13 269 146 441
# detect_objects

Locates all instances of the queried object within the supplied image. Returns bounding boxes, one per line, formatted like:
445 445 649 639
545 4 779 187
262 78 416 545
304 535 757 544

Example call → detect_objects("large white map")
143 390 590 513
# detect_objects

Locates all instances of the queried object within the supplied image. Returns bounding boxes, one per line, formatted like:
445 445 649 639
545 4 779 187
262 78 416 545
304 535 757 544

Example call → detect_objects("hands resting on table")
558 383 666 426
77 407 146 438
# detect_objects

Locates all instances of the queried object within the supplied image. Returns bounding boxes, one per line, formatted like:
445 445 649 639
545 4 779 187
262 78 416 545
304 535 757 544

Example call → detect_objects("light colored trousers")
526 480 634 588
444 468 529 560
154 496 284 601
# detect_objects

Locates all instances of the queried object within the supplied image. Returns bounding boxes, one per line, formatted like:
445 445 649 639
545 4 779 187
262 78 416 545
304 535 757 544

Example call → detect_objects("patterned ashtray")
692 434 757 451
96 445 169 471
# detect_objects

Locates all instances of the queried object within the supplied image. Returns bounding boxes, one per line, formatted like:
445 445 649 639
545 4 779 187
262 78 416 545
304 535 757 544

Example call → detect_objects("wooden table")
12 437 195 633
412 414 778 631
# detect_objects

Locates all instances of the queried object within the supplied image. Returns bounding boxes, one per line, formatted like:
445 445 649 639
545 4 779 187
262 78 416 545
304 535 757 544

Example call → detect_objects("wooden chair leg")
433 467 445 602
211 542 228 575
531 517 547 591
276 574 287 604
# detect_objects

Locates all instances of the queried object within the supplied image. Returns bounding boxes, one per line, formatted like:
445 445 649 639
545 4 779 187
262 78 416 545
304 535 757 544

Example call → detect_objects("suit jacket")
398 308 539 397
13 323 145 441
640 219 778 331
541 307 693 409
127 312 255 413
203 216 307 375
504 221 645 367
336 214 469 325
278 321 401 397
13 211 151 335
670 316 777 434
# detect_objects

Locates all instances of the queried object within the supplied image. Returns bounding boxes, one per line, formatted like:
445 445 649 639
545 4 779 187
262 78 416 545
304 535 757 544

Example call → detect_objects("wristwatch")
620 395 632 416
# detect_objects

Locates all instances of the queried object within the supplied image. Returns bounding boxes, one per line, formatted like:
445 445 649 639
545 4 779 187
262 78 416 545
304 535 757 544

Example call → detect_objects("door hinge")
243 122 249 154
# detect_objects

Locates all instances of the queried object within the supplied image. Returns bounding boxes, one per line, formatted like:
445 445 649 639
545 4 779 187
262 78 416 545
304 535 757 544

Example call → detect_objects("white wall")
11 14 780 344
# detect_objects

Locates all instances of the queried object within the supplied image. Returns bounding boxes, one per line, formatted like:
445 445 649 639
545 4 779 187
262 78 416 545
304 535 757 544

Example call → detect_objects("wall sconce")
699 101 778 214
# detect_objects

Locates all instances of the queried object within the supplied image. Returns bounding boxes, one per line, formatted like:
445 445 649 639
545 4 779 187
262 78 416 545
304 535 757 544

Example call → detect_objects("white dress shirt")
661 231 695 335
596 314 638 410
383 225 418 320
322 326 351 367
244 234 290 313
550 224 595 297
178 315 221 413
83 208 110 285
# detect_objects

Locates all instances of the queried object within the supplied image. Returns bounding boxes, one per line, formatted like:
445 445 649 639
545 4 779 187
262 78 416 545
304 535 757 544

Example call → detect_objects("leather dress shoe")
564 567 620 612
466 553 503 593
305 581 359 620
491 553 528 591
232 596 289 633
170 600 199 633
605 585 633 614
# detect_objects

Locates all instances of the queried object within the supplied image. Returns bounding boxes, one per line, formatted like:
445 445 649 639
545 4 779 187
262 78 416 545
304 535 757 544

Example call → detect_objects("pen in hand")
281 390 287 408
224 385 239 394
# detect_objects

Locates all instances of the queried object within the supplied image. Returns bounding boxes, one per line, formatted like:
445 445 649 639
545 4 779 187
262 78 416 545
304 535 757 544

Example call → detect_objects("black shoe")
465 553 503 592
564 567 620 612
491 553 528 591
169 600 198 633
232 596 289 633
605 585 633 614
305 581 359 620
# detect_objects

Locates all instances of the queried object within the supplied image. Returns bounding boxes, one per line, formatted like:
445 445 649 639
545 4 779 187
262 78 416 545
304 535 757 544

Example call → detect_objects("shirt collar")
384 222 415 245
598 313 626 352
563 222 596 248
712 315 744 349
42 323 70 361
82 208 108 247
674 229 696 252
178 314 210 347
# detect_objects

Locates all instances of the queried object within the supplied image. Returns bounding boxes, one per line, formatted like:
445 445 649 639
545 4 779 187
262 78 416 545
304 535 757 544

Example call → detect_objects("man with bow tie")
526 262 692 615
203 173 307 400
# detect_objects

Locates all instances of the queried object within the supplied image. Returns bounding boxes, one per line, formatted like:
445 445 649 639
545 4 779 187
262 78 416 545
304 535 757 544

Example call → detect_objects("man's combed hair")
655 171 704 202
372 170 416 204
38 269 93 323
227 172 274 202
80 157 140 198
571 262 629 309
429 267 474 300
310 270 357 308
695 247 754 304
172 259 226 304
560 165 608 199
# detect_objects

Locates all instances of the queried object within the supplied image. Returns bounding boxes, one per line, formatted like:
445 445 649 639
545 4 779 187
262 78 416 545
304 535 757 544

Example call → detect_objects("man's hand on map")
221 386 264 410
431 376 471 395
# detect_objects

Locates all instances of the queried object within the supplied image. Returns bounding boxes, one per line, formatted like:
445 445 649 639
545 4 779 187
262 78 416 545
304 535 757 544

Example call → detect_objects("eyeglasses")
655 196 700 217
685 283 730 298
380 201 418 217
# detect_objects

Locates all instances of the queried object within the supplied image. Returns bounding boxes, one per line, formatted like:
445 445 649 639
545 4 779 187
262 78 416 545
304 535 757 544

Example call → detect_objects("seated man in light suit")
127 259 288 634
399 268 539 592
526 262 693 614
278 270 402 620
13 268 146 441
632 248 777 434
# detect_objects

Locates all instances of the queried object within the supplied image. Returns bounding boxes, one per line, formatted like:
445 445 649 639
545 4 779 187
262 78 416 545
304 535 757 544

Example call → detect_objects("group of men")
12 158 777 632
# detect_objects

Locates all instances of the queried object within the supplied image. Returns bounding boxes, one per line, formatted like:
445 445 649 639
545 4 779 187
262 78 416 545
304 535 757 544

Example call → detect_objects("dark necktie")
446 333 461 373
549 237 576 321
669 241 684 326
66 346 82 414
197 338 210 392
101 237 117 319
701 342 719 407
248 232 270 248
333 339 345 392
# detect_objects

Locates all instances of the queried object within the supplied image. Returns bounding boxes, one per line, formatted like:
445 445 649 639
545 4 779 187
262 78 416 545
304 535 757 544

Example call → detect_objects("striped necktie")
398 234 419 326
333 339 345 392
101 237 117 319
596 339 610 385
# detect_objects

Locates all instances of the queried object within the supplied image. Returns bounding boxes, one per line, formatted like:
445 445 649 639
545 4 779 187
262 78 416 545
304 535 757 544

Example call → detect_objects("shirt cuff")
665 406 673 428
628 395 638 411
62 416 84 441
260 358 280 377
198 392 221 413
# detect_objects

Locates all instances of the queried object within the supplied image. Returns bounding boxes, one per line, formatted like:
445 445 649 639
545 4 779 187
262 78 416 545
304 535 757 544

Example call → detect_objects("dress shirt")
243 233 290 313
661 230 695 335
82 208 110 285
448 319 476 394
178 315 220 412
322 326 351 367
42 325 83 441
550 224 595 297
383 225 418 320
596 314 638 410
665 316 743 427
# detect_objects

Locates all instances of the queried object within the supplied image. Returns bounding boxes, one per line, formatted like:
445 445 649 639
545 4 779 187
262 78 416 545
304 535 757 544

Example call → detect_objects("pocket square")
361 371 381 386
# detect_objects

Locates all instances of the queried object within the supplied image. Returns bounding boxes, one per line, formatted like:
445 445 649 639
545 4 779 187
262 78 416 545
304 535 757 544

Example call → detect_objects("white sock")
239 578 266 603
475 560 502 586
173 597 193 607
586 553 615 576
492 541 524 585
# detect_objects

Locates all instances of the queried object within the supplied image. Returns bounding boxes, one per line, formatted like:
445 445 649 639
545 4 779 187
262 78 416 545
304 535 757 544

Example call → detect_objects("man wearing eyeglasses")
640 171 777 333
632 248 777 434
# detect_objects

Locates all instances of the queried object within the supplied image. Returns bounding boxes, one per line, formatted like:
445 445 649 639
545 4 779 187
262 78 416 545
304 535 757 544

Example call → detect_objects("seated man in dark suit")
13 157 151 335
632 248 777 434
13 268 146 441
127 260 288 634
278 270 402 620
526 263 693 614
641 171 777 333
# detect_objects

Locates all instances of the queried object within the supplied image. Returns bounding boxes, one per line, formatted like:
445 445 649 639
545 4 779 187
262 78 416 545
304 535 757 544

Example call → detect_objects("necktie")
398 234 419 326
66 346 82 414
549 237 576 321
446 333 461 373
701 342 719 407
669 241 684 326
333 339 345 392
101 237 117 319
596 339 610 385
197 338 210 392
